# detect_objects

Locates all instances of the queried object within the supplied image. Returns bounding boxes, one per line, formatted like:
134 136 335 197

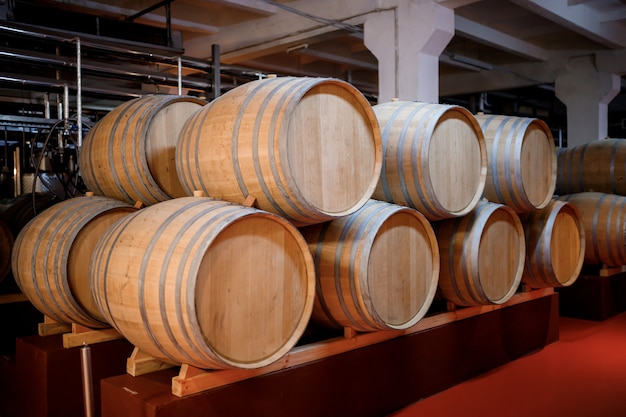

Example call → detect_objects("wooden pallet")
124 287 554 398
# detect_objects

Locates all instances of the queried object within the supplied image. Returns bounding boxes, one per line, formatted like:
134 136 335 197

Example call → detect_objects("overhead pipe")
0 47 210 90
0 74 144 99
75 37 82 148
0 21 209 71
124 0 174 48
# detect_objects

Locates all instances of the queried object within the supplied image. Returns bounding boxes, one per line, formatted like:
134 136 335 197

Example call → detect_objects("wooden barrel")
556 138 626 196
176 76 382 227
520 199 585 288
11 196 137 327
300 199 439 332
90 196 315 369
558 192 626 267
475 114 556 212
0 220 12 283
372 101 487 221
79 94 206 205
434 200 525 306
0 192 57 237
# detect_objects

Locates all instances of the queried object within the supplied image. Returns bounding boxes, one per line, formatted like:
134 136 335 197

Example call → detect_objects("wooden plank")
242 194 258 208
171 288 554 397
62 326 123 348
599 265 626 277
38 316 72 336
127 347 175 376
0 292 28 305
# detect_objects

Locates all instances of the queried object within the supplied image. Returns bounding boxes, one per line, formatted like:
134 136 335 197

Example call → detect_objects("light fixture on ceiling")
286 43 308 54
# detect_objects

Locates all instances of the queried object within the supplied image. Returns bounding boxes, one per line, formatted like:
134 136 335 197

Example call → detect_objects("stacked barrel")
556 139 626 269
472 114 584 292
10 75 582 372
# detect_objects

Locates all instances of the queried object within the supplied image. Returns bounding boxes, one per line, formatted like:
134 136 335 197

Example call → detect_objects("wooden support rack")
0 292 28 305
62 323 123 348
599 265 626 277
125 288 554 398
37 316 123 347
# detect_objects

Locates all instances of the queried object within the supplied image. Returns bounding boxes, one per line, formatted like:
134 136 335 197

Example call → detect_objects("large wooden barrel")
434 200 525 306
556 138 626 196
0 220 12 282
521 199 585 288
372 101 487 221
79 94 206 205
475 114 556 212
11 196 137 327
559 192 626 266
90 196 315 370
0 192 57 237
300 199 439 332
176 76 382 227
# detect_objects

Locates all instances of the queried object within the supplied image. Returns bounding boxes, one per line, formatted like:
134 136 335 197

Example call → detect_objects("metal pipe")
80 344 95 417
178 55 182 96
63 84 69 127
0 74 143 100
125 0 171 21
13 147 20 197
0 21 215 71
57 92 62 120
165 1 172 48
212 44 221 100
76 37 82 148
0 47 210 89
44 93 50 119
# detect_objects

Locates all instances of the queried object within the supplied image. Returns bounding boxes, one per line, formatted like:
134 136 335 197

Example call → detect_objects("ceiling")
1 0 626 138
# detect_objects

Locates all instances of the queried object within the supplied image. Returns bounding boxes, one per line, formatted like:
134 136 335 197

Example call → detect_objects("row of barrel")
10 193 585 371
7 76 588 372
76 76 558 223
556 138 626 268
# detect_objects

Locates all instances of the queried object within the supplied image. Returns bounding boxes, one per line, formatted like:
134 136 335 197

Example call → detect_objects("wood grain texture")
372 101 487 221
300 199 439 331
521 199 585 288
475 114 556 212
176 77 382 226
11 196 136 328
435 200 525 306
559 192 626 266
79 95 206 205
90 196 315 370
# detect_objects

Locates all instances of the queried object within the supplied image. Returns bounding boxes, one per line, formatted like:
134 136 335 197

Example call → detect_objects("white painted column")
364 0 454 104
555 54 620 147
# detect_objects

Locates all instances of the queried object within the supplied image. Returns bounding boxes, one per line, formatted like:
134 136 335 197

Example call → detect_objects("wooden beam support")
170 288 554 397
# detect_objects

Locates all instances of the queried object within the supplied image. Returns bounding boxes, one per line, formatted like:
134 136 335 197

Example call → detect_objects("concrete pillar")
555 54 620 147
364 0 454 104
